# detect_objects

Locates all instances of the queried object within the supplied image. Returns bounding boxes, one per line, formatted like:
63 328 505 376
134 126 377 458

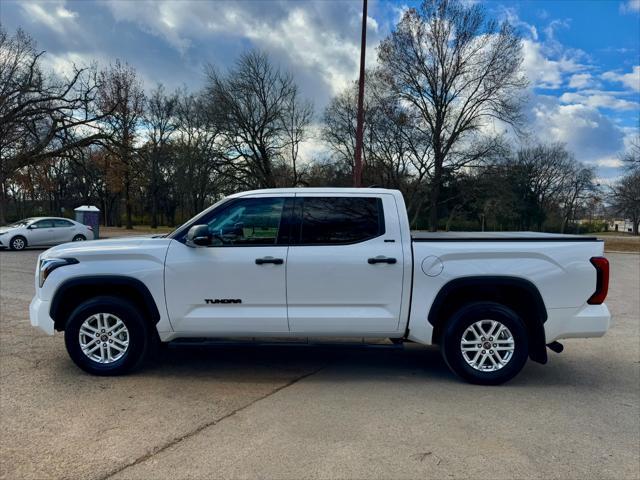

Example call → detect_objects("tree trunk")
429 157 443 232
124 170 133 229
150 152 158 229
560 214 569 234
409 201 424 230
0 180 7 225
445 206 459 232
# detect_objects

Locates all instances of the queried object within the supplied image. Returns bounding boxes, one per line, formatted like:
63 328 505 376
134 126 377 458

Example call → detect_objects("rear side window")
54 219 73 227
298 197 384 245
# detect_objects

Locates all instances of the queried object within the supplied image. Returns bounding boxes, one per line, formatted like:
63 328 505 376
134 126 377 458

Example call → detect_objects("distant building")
608 219 634 233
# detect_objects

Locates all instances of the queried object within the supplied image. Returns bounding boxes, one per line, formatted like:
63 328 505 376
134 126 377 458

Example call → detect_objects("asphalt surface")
0 249 638 480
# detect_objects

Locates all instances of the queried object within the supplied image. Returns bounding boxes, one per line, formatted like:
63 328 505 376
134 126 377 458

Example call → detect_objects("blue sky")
1 0 638 179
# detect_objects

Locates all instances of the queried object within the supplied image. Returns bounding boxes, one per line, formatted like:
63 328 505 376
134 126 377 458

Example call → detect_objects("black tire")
10 235 27 250
72 234 86 242
440 302 529 385
64 296 152 376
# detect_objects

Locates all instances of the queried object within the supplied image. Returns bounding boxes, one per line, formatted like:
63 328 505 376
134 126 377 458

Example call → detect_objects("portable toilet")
74 205 100 239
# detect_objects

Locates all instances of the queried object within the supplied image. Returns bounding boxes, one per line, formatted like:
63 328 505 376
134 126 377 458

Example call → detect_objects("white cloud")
103 0 385 99
237 9 363 95
521 39 585 89
559 91 638 110
568 73 594 89
20 1 79 34
602 65 640 91
543 18 571 42
55 6 78 19
41 52 92 77
529 98 626 163
619 0 640 14
595 157 624 168
500 7 539 40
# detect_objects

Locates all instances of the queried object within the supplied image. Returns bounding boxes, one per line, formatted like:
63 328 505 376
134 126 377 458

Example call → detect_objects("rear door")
286 194 405 334
53 219 76 243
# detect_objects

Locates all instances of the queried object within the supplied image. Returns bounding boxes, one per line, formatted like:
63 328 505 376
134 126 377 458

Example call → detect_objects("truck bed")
411 231 601 242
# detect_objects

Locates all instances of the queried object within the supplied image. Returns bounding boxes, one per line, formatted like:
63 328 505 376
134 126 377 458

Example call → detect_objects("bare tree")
620 135 639 174
144 85 178 228
281 88 313 186
378 0 527 230
97 60 145 229
0 27 109 224
173 90 224 215
609 171 640 235
510 143 584 230
204 51 313 188
558 165 596 233
323 70 433 225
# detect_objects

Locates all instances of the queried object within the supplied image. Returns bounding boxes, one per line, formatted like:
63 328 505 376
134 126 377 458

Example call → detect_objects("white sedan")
0 217 94 250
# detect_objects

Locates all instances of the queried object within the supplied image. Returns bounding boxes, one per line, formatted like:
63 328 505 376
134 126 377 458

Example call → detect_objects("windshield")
6 218 34 228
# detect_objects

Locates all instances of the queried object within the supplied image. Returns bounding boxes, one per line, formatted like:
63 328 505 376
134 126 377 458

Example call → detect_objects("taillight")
587 256 609 305
87 226 93 231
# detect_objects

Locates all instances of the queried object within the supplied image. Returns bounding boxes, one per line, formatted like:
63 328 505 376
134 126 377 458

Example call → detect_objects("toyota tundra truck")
29 188 611 384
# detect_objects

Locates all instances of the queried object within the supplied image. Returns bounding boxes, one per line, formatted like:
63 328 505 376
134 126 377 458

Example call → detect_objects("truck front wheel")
440 302 529 385
64 296 152 376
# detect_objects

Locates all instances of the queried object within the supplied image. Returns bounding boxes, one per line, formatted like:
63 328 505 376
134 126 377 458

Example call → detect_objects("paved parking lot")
1 249 638 480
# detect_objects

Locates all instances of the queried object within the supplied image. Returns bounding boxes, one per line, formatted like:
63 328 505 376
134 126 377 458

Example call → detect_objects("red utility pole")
353 0 367 188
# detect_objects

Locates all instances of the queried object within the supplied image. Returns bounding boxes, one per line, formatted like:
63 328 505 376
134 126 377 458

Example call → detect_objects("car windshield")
6 218 34 227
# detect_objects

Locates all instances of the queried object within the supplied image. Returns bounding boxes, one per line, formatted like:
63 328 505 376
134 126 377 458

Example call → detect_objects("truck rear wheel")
440 302 528 385
64 296 151 376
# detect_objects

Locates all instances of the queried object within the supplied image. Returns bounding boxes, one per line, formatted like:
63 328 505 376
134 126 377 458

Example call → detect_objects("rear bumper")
30 297 55 335
545 304 611 342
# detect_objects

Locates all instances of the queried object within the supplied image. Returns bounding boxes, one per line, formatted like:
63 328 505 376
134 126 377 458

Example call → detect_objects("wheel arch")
50 276 161 332
428 276 548 364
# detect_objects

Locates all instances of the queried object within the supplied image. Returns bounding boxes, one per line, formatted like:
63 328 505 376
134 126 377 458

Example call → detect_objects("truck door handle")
368 256 397 265
255 257 284 265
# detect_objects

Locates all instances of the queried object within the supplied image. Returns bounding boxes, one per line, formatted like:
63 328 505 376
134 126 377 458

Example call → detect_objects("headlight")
39 258 79 288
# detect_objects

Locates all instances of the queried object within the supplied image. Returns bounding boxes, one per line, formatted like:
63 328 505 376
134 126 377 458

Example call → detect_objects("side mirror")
27 224 35 229
186 225 211 247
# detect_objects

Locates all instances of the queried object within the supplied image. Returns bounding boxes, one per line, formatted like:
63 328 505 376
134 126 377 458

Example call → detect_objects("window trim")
291 196 386 246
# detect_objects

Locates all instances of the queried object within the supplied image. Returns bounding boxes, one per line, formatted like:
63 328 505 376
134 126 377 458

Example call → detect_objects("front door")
27 219 55 246
286 194 405 334
164 196 291 334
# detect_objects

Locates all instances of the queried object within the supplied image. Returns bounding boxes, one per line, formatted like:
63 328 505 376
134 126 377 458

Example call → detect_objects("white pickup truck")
30 188 611 384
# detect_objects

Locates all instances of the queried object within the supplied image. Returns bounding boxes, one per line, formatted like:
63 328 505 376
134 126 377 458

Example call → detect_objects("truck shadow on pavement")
127 342 581 387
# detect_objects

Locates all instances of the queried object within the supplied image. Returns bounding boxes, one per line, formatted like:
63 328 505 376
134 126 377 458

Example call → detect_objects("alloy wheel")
11 237 25 250
78 313 130 364
460 319 515 372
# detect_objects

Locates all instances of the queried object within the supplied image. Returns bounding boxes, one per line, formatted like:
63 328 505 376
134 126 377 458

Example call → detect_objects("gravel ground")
0 249 638 480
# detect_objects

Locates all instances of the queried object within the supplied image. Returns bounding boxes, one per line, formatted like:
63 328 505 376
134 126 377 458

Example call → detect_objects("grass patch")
602 236 640 253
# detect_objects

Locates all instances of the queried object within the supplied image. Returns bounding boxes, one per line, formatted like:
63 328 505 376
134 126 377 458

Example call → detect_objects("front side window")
31 220 54 229
298 197 384 245
203 197 285 246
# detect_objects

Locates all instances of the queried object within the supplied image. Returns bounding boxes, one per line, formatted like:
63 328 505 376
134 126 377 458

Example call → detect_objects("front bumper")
30 297 55 335
545 303 611 342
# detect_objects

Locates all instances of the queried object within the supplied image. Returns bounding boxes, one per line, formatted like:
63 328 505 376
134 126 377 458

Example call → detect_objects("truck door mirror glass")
186 225 212 247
